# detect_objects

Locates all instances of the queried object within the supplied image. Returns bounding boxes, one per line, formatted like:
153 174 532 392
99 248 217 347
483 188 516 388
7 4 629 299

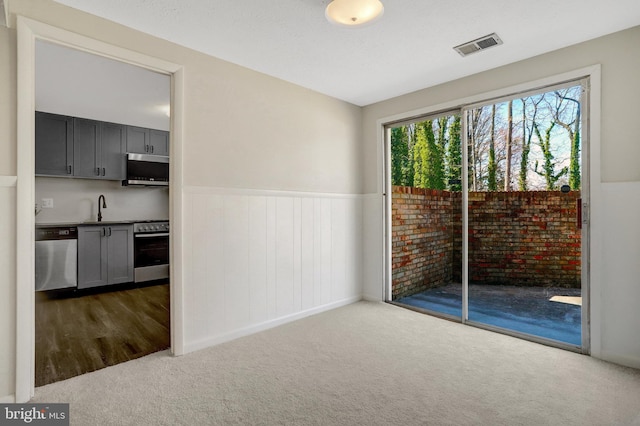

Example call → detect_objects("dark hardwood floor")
35 282 170 387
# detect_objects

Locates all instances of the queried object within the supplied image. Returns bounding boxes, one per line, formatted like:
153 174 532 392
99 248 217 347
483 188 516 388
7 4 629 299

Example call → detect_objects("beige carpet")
32 301 640 425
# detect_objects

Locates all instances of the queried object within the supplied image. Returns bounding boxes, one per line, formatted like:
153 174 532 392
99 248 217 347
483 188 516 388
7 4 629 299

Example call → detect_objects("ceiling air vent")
454 33 503 57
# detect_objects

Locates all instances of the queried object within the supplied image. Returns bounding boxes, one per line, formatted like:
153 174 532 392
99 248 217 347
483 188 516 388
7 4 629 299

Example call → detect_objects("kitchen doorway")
16 17 185 402
34 40 172 386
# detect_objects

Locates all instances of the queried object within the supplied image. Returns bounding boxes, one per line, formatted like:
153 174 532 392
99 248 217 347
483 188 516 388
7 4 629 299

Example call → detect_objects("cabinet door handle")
108 227 112 237
145 144 149 152
102 227 106 237
96 167 100 176
102 168 106 176
68 165 72 174
151 145 154 154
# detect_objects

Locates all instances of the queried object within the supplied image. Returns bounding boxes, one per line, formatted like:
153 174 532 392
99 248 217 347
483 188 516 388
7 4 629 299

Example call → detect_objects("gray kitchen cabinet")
36 111 167 180
77 224 134 289
149 129 169 156
127 126 169 156
100 122 127 180
35 112 74 176
73 118 100 178
74 119 126 180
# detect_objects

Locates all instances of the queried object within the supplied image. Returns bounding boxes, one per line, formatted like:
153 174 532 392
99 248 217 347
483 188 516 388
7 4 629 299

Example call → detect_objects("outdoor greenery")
390 85 582 191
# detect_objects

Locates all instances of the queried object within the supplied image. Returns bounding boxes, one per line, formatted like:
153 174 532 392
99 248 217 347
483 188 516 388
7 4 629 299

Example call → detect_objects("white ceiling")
45 0 640 106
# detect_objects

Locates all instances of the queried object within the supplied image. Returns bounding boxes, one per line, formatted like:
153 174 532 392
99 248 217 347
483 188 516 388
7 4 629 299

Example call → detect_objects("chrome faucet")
97 194 107 222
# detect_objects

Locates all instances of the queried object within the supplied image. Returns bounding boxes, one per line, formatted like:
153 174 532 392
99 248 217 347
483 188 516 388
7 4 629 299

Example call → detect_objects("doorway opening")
387 79 589 350
16 16 185 402
33 40 172 386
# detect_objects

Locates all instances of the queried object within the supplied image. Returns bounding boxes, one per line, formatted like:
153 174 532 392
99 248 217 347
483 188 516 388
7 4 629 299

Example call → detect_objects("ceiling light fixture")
325 0 384 27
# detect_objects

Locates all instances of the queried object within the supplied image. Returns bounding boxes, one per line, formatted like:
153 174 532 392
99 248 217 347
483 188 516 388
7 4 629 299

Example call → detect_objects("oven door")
134 233 169 283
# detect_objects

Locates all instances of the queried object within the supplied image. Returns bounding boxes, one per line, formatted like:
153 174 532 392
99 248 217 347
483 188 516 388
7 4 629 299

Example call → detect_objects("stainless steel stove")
133 220 169 283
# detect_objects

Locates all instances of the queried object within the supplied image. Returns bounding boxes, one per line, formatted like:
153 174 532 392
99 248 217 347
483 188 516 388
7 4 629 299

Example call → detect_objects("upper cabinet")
126 126 169 156
36 111 168 181
74 118 102 179
149 129 170 156
74 119 126 180
35 112 74 176
101 122 127 180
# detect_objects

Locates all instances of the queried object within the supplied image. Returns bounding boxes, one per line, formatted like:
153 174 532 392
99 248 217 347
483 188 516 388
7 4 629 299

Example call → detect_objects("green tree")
487 105 497 191
390 126 410 186
533 121 567 190
446 115 462 191
569 129 580 190
413 120 445 189
518 98 530 191
553 90 581 190
518 96 544 191
504 100 513 191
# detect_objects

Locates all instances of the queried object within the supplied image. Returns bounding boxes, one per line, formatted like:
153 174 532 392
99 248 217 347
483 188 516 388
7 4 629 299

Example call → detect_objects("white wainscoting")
598 182 640 368
0 178 17 402
182 187 363 353
362 194 384 302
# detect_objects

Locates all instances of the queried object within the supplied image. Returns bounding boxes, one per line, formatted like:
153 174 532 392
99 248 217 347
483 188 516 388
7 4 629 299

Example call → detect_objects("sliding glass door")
389 112 463 320
388 78 589 351
463 82 587 348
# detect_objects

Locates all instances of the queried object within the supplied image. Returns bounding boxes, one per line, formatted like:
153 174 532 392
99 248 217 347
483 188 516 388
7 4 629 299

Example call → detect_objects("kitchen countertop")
36 219 169 227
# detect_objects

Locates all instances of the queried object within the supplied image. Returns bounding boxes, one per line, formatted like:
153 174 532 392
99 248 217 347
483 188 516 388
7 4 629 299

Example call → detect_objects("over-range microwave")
123 153 169 186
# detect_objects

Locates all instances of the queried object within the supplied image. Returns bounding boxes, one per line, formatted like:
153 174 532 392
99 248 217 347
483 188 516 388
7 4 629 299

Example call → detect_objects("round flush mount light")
325 0 384 27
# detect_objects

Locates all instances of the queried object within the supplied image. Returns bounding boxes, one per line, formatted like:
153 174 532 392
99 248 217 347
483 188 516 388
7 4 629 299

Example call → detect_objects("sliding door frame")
460 78 590 352
381 67 600 355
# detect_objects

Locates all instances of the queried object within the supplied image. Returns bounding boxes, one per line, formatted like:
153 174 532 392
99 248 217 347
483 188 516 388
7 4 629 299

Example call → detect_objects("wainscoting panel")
183 187 363 353
599 182 640 368
0 181 16 401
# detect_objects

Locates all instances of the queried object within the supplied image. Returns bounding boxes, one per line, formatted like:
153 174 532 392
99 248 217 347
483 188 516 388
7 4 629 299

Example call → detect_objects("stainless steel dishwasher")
35 225 78 291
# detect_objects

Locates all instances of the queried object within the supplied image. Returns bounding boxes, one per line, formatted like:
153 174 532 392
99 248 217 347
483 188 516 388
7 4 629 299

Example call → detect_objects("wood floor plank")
35 283 170 387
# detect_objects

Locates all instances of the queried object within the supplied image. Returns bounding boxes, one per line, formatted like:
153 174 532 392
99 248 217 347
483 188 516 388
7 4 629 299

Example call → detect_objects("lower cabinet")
78 224 134 289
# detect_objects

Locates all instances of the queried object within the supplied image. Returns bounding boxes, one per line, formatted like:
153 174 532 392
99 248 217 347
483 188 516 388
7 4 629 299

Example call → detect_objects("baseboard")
0 394 15 403
183 296 362 354
599 352 640 370
362 293 383 302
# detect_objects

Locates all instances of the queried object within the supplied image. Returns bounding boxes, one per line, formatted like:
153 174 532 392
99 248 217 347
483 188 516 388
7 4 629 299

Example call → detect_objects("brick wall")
392 187 456 299
392 187 581 299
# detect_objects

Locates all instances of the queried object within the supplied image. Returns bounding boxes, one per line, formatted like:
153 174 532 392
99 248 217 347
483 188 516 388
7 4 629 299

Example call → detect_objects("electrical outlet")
42 198 54 208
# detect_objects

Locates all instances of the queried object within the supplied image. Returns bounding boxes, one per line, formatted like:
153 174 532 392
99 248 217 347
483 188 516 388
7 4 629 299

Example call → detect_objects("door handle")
102 168 106 176
68 165 72 174
102 227 106 237
108 227 112 237
576 199 588 229
96 167 100 176
151 145 154 154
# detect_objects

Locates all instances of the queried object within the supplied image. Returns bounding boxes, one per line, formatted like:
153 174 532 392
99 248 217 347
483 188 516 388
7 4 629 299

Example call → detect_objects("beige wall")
0 25 15 176
1 0 363 400
9 0 362 193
